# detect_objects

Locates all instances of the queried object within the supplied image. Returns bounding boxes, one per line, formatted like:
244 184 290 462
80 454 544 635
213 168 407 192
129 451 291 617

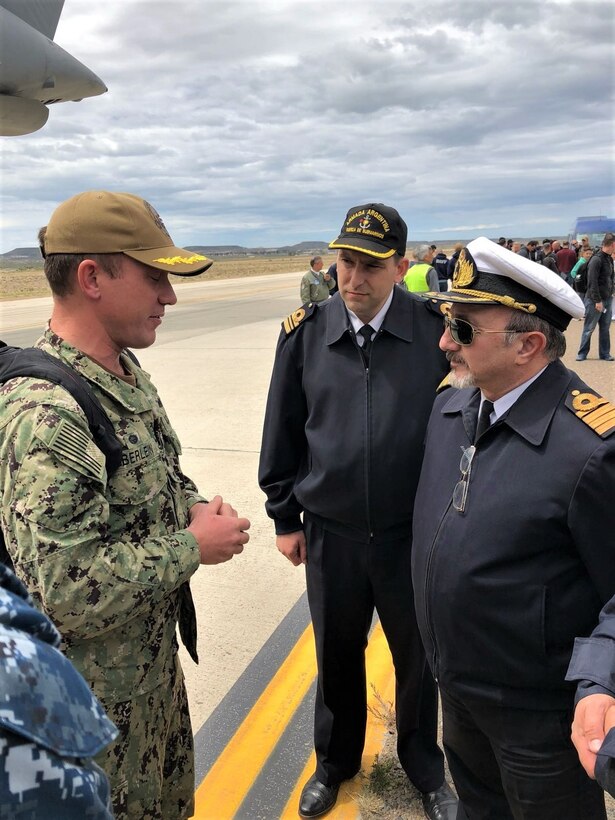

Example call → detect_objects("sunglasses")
443 316 522 346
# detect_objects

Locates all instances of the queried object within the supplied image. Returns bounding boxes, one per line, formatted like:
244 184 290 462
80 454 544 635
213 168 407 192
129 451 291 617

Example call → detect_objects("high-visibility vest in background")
403 263 432 292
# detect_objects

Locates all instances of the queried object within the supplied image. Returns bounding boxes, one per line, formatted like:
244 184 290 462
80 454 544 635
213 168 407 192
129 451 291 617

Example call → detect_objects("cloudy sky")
1 0 614 253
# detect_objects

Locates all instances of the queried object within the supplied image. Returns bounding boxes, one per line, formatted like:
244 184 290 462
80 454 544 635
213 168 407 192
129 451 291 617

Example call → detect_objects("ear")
515 331 547 364
75 259 104 300
394 257 410 283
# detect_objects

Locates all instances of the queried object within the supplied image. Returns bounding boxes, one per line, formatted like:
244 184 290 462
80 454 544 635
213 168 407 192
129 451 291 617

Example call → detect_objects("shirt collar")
441 361 572 445
346 289 394 335
480 365 548 423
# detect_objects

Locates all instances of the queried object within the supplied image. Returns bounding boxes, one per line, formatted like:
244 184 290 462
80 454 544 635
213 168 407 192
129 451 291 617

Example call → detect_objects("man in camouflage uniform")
0 191 251 819
0 563 117 819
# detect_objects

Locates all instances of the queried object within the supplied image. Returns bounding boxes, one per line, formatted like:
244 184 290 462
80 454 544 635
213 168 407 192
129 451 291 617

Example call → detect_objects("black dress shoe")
421 781 458 820
298 774 340 818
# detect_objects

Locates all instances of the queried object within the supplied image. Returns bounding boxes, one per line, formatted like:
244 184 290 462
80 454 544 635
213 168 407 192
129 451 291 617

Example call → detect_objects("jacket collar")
440 360 573 446
325 287 416 346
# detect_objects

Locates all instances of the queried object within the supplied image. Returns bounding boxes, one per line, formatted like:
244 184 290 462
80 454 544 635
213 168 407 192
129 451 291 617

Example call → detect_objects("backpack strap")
0 344 123 475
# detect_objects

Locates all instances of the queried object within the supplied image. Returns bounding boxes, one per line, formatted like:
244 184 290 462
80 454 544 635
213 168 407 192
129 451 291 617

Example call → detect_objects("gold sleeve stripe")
595 413 615 436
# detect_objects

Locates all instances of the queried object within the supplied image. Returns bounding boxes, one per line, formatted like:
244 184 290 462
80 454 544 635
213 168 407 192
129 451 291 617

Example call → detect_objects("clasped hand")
188 495 250 564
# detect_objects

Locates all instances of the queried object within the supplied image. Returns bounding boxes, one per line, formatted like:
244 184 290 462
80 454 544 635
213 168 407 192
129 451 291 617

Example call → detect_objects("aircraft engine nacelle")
0 95 49 136
0 3 107 136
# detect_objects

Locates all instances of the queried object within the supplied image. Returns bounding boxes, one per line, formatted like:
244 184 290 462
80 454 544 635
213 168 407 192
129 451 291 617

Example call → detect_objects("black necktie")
358 324 374 363
475 399 494 442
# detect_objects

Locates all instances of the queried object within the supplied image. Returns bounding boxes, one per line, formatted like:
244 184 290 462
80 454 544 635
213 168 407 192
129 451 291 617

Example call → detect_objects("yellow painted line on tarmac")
279 622 395 819
191 622 317 819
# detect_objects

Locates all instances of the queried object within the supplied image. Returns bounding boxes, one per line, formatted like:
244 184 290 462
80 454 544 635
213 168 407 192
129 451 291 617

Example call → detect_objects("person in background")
432 247 450 291
556 240 577 285
576 232 615 362
300 255 336 304
0 190 251 819
403 244 439 292
259 202 457 820
570 247 594 297
541 241 560 275
326 261 339 295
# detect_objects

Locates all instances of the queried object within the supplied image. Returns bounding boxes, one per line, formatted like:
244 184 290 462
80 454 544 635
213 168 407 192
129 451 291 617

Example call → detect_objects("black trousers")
304 516 444 791
440 687 606 820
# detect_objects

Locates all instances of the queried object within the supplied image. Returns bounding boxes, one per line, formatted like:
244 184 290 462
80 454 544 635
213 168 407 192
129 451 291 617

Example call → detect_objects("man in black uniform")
259 203 457 819
411 236 615 819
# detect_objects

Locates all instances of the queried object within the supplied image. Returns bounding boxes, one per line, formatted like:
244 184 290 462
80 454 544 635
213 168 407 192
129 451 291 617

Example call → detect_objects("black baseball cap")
329 203 407 258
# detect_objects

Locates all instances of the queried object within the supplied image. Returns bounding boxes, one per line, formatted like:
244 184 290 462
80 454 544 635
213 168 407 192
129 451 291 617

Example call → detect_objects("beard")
446 351 476 389
448 371 476 389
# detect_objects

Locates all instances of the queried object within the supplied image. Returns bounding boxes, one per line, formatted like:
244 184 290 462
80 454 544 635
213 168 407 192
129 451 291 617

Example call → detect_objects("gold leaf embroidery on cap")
152 254 208 265
452 249 476 288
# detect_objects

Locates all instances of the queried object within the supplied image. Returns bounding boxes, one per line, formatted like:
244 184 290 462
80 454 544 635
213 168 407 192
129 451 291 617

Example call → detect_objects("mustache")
446 351 466 365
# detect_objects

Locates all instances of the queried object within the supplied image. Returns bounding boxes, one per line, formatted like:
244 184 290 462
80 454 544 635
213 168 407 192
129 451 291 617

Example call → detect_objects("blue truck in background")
570 215 615 247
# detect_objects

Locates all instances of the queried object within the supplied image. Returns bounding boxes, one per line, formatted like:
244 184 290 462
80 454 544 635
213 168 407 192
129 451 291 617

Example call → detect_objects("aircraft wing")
0 0 65 40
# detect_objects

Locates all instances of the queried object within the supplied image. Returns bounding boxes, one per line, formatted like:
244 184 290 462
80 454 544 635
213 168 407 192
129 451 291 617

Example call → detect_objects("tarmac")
1 273 614 819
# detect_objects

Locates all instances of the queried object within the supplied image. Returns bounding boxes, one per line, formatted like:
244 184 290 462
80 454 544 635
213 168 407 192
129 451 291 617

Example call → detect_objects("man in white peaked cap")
411 237 615 818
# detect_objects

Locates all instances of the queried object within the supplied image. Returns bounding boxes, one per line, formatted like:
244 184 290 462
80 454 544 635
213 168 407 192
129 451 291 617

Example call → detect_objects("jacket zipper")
423 500 453 682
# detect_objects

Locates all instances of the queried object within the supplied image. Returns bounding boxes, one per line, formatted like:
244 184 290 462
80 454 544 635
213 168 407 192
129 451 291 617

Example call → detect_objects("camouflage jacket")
0 330 203 702
0 563 117 818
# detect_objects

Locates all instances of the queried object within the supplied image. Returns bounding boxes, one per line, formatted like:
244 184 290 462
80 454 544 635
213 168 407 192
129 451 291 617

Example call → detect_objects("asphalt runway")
1 275 614 818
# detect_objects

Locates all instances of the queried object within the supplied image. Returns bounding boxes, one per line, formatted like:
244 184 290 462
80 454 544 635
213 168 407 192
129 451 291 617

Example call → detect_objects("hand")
571 693 615 778
596 302 604 312
188 496 250 564
323 273 331 281
276 531 307 567
605 704 615 734
218 499 238 517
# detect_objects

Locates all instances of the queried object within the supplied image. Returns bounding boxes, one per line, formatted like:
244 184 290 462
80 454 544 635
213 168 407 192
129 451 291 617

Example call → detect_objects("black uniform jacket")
258 288 449 542
411 360 615 709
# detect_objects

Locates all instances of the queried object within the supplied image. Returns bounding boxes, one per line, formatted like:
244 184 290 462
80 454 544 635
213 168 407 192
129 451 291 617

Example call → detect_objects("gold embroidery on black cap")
570 391 615 437
453 249 477 288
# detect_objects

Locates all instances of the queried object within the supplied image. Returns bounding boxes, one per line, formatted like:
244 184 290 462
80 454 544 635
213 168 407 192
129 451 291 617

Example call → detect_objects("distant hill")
1 247 41 260
0 240 331 267
0 235 570 269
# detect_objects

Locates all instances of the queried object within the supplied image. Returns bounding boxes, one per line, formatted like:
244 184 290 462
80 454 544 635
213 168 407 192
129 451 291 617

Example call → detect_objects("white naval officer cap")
427 236 585 330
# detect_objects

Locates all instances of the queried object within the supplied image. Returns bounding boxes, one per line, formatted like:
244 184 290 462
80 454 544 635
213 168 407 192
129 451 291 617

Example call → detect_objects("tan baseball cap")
43 190 213 275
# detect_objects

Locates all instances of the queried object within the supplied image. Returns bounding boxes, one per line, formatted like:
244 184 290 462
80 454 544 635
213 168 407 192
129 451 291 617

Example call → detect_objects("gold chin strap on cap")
450 289 537 314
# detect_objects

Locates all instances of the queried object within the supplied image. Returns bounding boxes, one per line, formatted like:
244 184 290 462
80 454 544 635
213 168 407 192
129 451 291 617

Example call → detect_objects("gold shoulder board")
436 372 454 393
282 303 316 336
567 390 615 438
